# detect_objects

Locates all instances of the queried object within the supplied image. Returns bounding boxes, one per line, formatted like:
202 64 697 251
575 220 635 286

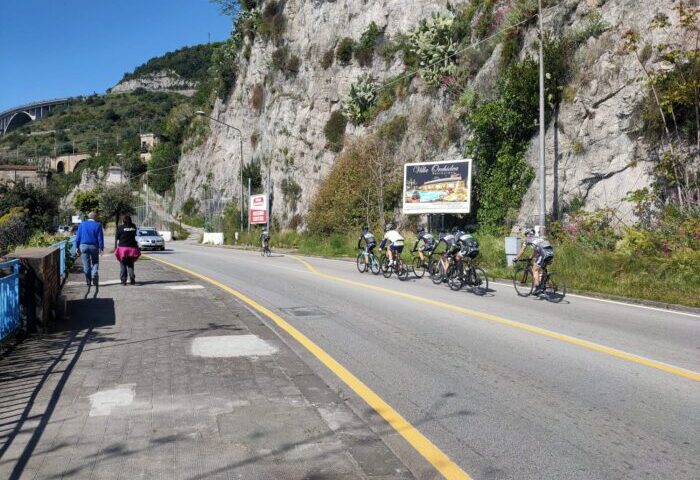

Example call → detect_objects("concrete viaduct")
0 98 68 134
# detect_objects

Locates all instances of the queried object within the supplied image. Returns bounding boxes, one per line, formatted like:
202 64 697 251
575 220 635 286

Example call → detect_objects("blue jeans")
80 244 100 282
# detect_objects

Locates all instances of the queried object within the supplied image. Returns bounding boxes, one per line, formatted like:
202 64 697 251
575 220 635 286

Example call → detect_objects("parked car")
136 227 165 251
57 225 70 234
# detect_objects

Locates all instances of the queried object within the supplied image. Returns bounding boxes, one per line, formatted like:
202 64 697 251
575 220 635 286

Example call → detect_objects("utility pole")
146 172 150 225
538 0 546 235
96 136 99 156
248 177 251 234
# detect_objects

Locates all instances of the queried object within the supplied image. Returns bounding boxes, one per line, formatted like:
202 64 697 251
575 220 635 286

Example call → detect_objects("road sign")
402 159 473 214
249 194 268 224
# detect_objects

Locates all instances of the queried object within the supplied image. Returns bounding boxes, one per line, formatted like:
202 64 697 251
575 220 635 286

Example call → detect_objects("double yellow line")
290 256 700 382
148 255 473 480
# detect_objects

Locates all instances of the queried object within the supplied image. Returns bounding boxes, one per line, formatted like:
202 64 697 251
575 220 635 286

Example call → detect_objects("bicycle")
410 248 436 279
448 257 488 295
261 242 271 257
430 254 456 285
512 259 566 302
380 252 409 281
356 249 381 275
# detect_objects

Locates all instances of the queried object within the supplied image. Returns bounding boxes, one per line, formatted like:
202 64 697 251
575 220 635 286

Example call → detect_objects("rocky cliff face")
111 70 197 96
175 0 676 228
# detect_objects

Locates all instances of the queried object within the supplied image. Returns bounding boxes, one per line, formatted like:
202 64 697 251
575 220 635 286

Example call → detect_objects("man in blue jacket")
74 212 105 286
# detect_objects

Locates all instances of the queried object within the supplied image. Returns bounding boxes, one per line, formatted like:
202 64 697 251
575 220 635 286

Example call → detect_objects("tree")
0 181 58 233
242 158 263 192
147 143 179 195
73 189 101 215
99 184 135 248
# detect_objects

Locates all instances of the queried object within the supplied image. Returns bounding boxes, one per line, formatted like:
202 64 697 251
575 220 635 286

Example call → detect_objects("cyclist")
457 231 479 260
357 226 377 267
260 229 270 252
440 227 463 272
379 223 404 265
412 225 436 267
514 228 554 293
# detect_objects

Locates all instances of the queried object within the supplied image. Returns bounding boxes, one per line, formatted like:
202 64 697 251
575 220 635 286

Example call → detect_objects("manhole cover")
282 306 330 317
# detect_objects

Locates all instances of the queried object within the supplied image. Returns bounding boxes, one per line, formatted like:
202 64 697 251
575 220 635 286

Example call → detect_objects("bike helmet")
417 225 425 233
361 226 369 233
524 227 536 237
384 223 394 232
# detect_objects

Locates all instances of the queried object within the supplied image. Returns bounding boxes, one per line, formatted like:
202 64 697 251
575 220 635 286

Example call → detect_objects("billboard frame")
402 158 473 215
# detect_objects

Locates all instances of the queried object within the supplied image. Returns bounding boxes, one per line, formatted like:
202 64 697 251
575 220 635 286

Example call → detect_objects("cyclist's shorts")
364 243 376 254
535 248 554 266
390 244 404 254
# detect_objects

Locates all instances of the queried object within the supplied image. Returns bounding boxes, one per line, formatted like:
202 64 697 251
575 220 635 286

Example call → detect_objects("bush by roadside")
226 223 699 308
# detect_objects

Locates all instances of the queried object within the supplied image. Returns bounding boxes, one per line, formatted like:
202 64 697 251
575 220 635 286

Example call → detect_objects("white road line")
489 281 700 318
166 285 205 290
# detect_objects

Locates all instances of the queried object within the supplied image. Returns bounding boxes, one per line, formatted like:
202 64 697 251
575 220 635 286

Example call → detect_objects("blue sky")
0 0 232 111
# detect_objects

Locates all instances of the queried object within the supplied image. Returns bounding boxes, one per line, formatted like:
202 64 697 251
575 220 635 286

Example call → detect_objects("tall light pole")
538 0 546 235
195 111 244 233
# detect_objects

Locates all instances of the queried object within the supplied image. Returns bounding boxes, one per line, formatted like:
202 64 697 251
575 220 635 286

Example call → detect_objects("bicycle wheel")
544 272 566 303
266 247 272 257
448 262 463 291
412 256 426 278
382 257 393 278
431 260 444 284
369 254 381 275
513 263 534 296
397 261 410 281
470 267 488 296
356 253 367 273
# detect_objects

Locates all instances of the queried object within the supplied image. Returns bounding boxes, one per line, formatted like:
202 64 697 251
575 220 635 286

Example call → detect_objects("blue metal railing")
0 259 20 343
50 237 76 279
50 240 68 278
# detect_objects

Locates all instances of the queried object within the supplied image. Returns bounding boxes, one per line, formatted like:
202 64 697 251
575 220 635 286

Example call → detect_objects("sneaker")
130 278 135 285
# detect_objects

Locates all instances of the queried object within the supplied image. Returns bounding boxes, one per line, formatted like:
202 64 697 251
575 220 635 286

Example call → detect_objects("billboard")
403 159 473 214
249 194 268 224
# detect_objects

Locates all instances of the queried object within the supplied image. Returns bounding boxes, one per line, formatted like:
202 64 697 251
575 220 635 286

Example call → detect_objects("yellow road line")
147 255 472 480
291 256 700 382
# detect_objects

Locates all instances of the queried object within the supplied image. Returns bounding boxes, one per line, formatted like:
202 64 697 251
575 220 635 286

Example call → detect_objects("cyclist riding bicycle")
457 232 479 260
437 227 462 271
260 229 270 251
412 226 436 267
357 226 377 267
379 223 404 264
514 228 554 293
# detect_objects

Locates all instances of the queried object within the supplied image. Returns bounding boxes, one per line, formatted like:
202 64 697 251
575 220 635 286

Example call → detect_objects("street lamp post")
195 111 244 233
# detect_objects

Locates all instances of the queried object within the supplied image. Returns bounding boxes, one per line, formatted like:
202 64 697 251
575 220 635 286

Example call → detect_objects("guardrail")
50 237 76 279
0 259 20 343
50 240 68 278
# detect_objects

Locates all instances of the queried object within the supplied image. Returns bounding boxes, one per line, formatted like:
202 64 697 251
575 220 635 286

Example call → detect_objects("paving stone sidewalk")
0 254 413 479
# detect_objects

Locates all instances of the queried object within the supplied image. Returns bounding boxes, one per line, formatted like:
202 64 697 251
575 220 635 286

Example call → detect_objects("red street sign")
249 209 267 224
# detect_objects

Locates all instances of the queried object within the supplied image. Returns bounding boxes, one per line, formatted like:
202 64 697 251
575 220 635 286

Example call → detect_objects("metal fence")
0 259 20 343
50 239 73 279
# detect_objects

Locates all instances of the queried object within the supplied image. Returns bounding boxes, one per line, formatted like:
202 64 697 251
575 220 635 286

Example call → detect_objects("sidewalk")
0 254 413 479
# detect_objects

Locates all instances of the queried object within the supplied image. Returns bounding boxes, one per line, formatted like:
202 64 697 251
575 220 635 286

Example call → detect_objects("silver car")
136 227 165 251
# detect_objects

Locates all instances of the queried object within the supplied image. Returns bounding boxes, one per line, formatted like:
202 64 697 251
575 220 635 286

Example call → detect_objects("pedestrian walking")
114 214 141 285
74 211 104 286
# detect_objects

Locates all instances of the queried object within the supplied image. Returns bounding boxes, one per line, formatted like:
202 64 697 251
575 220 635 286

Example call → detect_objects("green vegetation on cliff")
120 43 223 84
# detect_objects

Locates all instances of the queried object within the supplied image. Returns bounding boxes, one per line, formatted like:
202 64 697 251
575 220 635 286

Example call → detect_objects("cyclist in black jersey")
514 228 554 293
357 226 377 267
412 226 436 267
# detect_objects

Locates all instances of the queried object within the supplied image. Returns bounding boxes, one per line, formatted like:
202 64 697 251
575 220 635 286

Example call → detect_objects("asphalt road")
149 243 699 480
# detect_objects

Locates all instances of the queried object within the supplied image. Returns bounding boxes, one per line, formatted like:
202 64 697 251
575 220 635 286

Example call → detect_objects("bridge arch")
55 161 65 173
4 111 33 134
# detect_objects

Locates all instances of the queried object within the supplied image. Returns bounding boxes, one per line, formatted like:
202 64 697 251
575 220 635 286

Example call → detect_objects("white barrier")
158 231 173 242
202 232 224 245
505 236 521 267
